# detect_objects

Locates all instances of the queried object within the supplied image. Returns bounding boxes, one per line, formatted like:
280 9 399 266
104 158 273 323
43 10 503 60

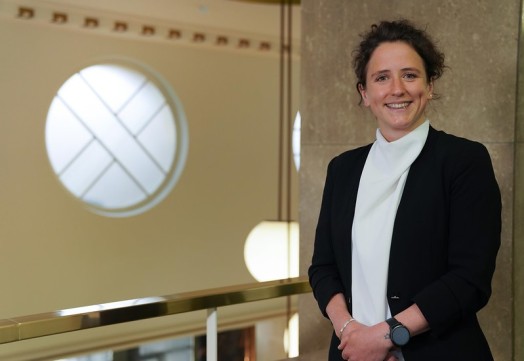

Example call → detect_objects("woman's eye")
403 73 418 80
375 75 388 82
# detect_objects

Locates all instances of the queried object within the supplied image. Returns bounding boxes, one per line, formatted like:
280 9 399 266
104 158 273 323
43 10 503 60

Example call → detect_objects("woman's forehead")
366 42 426 75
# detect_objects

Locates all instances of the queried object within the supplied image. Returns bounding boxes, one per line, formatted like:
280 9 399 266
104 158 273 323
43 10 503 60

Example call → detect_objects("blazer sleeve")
308 157 346 318
413 141 502 336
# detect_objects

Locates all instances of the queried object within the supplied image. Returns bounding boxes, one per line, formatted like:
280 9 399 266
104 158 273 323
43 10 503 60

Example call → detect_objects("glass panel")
58 73 165 194
60 142 113 197
11 294 297 360
138 105 176 173
83 163 147 209
58 350 112 361
194 327 255 361
113 136 165 194
119 81 166 135
57 73 120 136
46 97 93 174
80 64 146 113
139 338 193 360
45 62 188 216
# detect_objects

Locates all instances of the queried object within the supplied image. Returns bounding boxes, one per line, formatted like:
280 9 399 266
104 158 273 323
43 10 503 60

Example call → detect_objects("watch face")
392 326 410 346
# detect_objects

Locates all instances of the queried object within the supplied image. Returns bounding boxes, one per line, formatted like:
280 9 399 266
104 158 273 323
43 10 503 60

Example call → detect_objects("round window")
45 62 188 217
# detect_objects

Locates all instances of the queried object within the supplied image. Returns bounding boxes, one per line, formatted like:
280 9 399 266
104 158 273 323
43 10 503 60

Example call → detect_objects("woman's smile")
386 101 411 109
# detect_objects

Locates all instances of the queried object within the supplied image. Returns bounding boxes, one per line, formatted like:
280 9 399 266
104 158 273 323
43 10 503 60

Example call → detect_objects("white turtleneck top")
351 120 429 358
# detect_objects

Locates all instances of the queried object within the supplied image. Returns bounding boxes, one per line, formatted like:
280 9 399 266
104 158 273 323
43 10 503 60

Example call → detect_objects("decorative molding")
113 21 128 32
1 0 301 56
51 11 67 24
83 17 98 28
141 25 155 36
192 32 206 43
17 6 34 18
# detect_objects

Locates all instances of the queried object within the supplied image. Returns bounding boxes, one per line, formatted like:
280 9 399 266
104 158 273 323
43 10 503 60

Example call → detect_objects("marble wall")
298 1 521 360
514 16 524 361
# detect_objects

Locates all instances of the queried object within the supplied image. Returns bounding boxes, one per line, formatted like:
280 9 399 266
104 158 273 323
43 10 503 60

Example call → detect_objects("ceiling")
36 0 301 39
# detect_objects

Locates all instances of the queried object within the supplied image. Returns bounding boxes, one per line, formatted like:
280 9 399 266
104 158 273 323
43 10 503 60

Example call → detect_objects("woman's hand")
337 320 393 361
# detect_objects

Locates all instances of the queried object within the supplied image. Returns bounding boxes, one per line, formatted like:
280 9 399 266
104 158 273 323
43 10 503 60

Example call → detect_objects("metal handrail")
0 276 311 345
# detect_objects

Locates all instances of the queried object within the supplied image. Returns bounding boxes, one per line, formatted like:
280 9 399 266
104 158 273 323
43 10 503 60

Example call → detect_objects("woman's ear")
358 83 369 106
427 81 434 99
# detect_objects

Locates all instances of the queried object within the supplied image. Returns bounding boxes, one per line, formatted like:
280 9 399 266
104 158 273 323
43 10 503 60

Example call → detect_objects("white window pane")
138 105 176 172
60 142 113 197
59 75 165 193
119 81 166 135
80 64 146 113
83 163 147 209
58 74 114 130
45 62 188 217
46 97 93 173
113 136 165 194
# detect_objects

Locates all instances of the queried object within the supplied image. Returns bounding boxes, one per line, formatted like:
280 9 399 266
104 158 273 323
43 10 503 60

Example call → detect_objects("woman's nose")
390 77 405 96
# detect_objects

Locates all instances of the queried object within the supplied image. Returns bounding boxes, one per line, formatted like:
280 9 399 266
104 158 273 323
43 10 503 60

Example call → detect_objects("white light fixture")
244 220 299 281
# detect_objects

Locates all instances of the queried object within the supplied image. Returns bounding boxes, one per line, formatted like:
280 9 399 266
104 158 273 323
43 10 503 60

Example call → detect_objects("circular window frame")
45 57 189 218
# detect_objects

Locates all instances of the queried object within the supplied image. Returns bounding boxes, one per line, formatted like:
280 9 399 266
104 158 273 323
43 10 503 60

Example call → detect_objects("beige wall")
0 10 300 360
299 1 519 360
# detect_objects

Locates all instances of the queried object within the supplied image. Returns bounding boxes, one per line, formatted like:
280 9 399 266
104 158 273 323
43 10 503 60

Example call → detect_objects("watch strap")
385 317 402 328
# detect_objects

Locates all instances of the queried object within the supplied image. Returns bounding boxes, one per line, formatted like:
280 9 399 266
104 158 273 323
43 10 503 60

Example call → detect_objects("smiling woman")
308 19 501 361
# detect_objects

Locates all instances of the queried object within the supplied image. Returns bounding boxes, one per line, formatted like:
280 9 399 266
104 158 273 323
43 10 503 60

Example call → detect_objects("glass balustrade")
0 278 310 361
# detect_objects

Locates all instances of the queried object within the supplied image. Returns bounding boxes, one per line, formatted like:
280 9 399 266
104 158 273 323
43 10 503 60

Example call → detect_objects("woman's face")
359 41 433 142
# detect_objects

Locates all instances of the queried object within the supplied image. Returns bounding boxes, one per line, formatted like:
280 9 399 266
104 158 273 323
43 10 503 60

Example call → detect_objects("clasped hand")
337 320 398 361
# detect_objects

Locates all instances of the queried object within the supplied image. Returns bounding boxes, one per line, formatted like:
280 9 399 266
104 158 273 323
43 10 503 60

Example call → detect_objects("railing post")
207 307 217 361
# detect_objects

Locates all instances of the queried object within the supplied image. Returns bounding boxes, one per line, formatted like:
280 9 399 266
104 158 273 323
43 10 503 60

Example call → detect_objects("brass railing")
0 277 311 360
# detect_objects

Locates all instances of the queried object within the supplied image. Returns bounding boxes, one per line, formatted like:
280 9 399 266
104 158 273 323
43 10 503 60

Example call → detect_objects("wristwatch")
385 317 410 347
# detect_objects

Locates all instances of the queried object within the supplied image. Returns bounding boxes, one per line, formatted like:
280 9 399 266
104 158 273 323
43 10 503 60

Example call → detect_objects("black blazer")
309 127 501 361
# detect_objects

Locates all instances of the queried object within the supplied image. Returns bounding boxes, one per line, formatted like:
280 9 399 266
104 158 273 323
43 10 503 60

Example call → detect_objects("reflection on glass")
292 111 301 170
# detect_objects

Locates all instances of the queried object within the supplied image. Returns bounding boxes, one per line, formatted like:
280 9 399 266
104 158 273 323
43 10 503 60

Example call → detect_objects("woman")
308 19 501 361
